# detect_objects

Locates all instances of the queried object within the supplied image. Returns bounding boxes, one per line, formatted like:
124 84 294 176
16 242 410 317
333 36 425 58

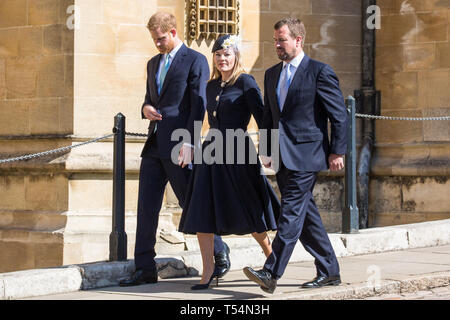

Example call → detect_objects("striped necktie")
278 63 292 111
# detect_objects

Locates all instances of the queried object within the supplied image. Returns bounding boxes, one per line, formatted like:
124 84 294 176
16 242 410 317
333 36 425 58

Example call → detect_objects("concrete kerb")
80 260 135 290
80 255 197 290
399 219 450 248
258 272 450 300
1 219 450 300
339 219 450 255
0 267 83 300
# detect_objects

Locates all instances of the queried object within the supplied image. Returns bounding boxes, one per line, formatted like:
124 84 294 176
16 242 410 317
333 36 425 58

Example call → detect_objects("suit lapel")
150 54 162 101
158 44 187 100
269 62 283 121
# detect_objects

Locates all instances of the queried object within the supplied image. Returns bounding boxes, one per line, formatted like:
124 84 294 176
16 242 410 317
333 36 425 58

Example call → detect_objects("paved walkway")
22 244 450 300
362 285 450 300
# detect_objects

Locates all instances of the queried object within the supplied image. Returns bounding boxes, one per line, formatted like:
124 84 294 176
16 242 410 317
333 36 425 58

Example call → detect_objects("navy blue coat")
140 44 210 158
178 74 280 235
261 55 348 172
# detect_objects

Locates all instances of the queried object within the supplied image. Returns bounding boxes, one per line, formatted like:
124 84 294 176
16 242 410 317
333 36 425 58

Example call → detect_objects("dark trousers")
263 166 340 279
135 155 224 271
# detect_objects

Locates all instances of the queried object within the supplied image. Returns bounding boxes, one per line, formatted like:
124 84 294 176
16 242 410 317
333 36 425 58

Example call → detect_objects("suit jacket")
261 54 348 172
140 43 209 158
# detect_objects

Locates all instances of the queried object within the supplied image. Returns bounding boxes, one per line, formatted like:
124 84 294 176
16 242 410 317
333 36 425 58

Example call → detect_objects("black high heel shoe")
191 270 220 290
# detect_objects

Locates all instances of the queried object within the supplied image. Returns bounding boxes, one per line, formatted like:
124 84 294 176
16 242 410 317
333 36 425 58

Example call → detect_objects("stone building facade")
0 0 448 273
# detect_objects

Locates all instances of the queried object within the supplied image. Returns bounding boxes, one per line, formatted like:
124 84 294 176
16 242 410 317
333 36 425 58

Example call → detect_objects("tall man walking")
120 12 230 287
244 17 348 293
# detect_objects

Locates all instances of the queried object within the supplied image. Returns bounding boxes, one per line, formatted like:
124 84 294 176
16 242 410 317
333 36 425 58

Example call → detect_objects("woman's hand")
260 155 272 168
178 144 194 168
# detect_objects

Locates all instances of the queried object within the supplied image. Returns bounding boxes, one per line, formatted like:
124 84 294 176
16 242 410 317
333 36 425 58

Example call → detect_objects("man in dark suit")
244 17 348 293
120 12 230 287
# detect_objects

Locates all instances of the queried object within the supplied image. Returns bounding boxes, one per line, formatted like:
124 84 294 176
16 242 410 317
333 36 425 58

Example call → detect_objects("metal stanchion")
109 113 127 261
342 96 359 234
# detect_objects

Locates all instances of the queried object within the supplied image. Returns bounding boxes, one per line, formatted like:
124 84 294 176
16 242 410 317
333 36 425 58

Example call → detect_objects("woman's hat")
211 34 241 52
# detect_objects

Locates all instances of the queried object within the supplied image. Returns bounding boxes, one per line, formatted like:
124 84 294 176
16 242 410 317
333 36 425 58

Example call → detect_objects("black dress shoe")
301 275 341 289
243 267 277 294
119 269 158 287
214 243 231 278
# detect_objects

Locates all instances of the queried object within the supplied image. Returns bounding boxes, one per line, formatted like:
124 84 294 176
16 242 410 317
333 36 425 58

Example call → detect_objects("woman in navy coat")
178 35 280 290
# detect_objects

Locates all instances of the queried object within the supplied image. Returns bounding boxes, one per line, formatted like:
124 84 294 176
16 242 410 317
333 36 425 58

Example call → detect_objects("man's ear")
170 28 177 38
296 36 303 48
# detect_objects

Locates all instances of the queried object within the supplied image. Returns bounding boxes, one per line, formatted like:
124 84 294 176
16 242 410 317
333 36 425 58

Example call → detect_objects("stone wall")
376 0 449 149
0 0 75 273
371 0 450 226
0 0 448 273
0 0 74 140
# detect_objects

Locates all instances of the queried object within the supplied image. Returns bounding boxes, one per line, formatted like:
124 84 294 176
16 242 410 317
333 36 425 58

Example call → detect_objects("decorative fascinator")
211 34 242 53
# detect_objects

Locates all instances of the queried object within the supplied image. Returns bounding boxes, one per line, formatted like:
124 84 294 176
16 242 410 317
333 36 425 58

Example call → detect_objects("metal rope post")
110 113 127 261
343 96 359 234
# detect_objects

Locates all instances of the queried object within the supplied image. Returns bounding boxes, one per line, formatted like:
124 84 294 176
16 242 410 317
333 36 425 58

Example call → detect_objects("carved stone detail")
187 0 240 40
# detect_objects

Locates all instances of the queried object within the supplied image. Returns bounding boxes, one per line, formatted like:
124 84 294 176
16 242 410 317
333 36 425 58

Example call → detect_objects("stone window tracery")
187 0 240 40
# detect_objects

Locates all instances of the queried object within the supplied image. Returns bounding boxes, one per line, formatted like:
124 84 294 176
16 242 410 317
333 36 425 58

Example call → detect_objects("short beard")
277 49 294 61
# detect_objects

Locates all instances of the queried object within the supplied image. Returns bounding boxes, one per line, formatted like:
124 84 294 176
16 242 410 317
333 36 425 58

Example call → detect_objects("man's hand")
143 105 162 121
260 155 272 169
328 154 344 171
178 144 194 168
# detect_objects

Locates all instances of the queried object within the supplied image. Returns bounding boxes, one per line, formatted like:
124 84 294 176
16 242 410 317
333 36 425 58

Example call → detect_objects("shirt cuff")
183 143 195 148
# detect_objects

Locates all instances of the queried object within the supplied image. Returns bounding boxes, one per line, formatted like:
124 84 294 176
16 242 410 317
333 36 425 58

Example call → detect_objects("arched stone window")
187 0 240 40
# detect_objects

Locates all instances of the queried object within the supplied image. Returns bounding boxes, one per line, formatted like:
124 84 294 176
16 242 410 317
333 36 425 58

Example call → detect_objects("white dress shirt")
276 50 305 100
156 41 184 90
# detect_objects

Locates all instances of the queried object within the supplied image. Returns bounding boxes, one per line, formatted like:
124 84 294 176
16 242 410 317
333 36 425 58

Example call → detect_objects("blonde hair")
210 47 246 86
147 12 177 33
